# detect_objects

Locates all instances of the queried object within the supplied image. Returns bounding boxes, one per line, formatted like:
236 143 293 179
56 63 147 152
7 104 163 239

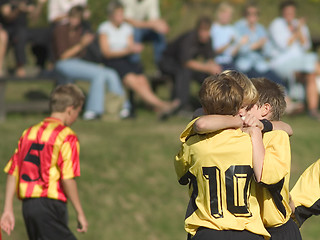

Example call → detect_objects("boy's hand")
242 113 263 130
0 210 15 235
76 213 88 233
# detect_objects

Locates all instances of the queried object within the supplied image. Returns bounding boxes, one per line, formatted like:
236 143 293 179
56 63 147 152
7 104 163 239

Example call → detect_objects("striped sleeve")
4 130 28 178
58 134 80 179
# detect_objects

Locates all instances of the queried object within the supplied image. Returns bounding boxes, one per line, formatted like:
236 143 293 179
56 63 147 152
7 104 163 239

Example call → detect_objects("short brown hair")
221 70 258 110
49 84 85 113
251 78 286 121
199 74 244 115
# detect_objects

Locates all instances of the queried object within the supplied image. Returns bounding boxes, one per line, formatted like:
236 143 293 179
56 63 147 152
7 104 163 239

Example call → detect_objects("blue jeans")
55 58 125 114
131 28 166 64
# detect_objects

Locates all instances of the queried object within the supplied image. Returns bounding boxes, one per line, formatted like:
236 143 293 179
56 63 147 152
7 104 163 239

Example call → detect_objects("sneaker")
83 111 100 120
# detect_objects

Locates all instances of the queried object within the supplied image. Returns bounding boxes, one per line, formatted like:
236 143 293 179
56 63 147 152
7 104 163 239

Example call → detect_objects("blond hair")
216 2 233 20
49 84 85 113
221 70 258 109
199 74 244 115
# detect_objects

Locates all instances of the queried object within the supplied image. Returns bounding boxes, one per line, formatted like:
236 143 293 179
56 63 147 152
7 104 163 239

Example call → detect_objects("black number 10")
203 165 253 218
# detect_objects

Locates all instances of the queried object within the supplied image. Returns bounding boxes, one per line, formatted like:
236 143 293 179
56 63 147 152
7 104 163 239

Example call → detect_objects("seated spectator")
210 2 243 70
0 0 49 77
159 16 221 112
0 24 8 77
98 1 179 119
269 0 320 120
119 0 168 65
234 3 303 115
53 6 127 120
48 0 89 24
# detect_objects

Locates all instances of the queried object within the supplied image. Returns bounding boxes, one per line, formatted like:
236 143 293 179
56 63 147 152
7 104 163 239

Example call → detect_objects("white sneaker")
83 111 99 120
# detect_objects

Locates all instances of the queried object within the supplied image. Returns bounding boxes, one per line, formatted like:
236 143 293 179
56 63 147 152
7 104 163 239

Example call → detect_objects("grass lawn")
0 105 320 240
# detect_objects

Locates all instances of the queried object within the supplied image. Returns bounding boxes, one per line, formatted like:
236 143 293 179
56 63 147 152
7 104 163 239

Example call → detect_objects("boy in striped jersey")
0 84 88 240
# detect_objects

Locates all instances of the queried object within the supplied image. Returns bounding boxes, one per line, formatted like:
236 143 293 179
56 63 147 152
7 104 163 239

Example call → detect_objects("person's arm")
125 18 169 34
246 126 265 182
194 115 242 134
62 178 88 233
28 0 47 23
0 3 20 22
271 121 293 136
185 59 221 75
60 33 94 60
0 175 16 236
99 33 142 59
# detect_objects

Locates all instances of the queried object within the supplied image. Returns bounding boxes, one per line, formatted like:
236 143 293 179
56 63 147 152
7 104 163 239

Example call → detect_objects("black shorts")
189 227 264 240
267 218 302 240
22 198 77 240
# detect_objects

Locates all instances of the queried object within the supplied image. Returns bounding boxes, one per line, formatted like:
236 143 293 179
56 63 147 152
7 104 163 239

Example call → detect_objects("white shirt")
98 21 134 51
48 0 87 22
119 0 160 21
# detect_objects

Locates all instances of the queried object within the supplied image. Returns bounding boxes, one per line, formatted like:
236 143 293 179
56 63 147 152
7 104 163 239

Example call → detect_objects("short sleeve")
260 131 290 185
174 143 191 184
58 134 80 179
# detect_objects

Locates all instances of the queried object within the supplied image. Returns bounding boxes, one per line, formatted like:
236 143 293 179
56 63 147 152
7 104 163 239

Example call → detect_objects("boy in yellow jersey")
191 77 301 239
174 73 270 240
290 158 320 227
0 84 88 240
243 78 301 239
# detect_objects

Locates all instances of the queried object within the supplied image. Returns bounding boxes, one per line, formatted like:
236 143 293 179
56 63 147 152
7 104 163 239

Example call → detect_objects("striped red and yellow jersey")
4 117 80 202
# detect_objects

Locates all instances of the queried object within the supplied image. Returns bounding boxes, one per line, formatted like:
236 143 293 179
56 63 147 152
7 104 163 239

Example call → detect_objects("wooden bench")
0 74 57 121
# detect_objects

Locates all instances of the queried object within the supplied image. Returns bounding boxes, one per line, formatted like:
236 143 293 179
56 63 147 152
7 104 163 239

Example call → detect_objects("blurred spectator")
119 0 168 65
269 0 320 120
159 16 221 111
210 2 242 70
98 1 180 119
53 6 126 120
0 24 8 76
48 0 89 24
0 0 48 77
235 3 304 115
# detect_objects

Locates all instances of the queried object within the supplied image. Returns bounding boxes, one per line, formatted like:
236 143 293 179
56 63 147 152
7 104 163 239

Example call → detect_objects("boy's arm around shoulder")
1 175 16 236
62 178 88 233
194 115 243 134
271 121 293 136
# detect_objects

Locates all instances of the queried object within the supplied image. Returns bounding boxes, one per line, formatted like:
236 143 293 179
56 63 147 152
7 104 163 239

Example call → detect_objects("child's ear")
66 105 74 115
261 103 271 117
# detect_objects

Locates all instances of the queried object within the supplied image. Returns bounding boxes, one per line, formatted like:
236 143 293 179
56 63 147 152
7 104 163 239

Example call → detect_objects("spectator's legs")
0 27 8 76
173 67 193 109
12 26 28 77
123 73 179 114
306 73 320 119
131 28 166 64
55 58 124 115
28 28 51 70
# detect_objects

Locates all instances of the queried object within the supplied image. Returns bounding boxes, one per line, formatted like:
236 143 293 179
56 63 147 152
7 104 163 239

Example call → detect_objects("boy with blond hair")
190 76 301 239
0 84 88 240
174 74 269 240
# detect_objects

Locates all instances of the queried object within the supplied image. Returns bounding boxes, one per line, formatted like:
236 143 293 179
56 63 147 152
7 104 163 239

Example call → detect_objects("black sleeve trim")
260 178 286 218
294 198 320 227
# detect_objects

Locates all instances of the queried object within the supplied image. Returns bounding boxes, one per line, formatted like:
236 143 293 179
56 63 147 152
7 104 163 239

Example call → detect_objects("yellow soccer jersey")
174 120 270 238
256 130 292 228
290 158 320 227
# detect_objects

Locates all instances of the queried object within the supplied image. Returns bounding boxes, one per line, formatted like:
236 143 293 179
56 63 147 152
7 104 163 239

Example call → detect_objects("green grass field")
0 99 320 240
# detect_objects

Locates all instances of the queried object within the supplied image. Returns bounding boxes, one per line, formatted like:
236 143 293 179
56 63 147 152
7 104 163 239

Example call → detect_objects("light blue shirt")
234 19 272 73
210 23 237 64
